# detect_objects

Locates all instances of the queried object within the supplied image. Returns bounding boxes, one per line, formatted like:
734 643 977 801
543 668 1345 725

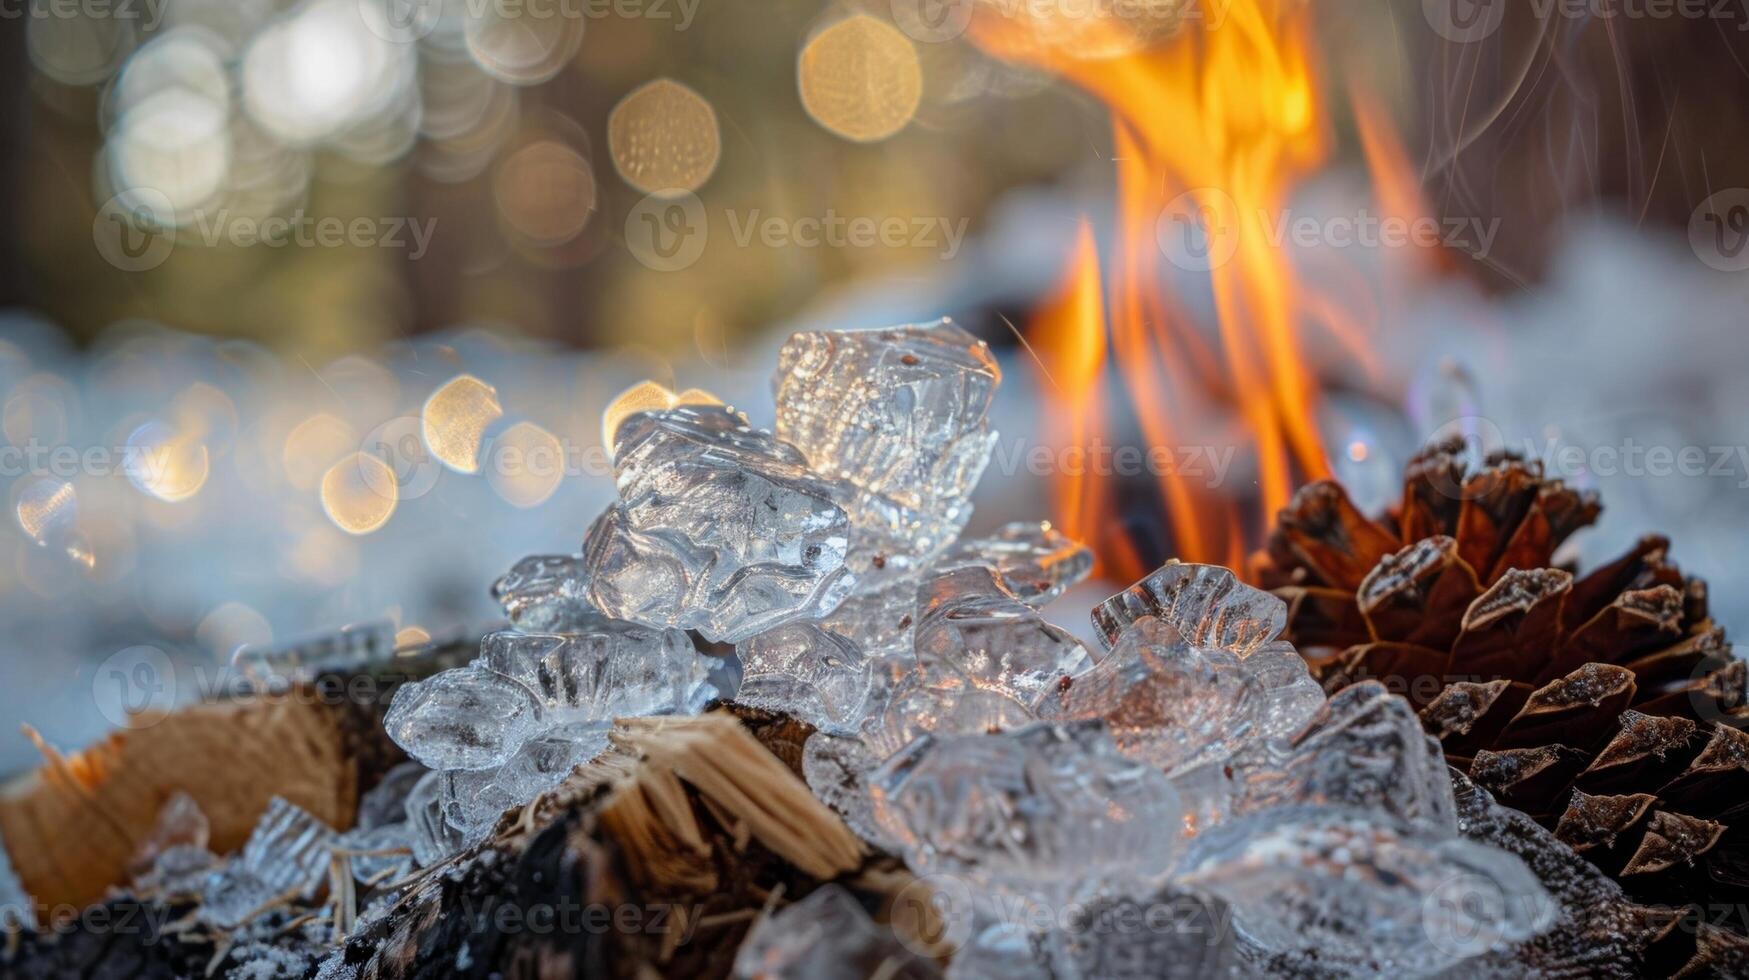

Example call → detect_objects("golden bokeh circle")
798 15 923 143
485 420 566 508
422 374 503 474
320 453 398 535
494 138 598 246
607 79 721 196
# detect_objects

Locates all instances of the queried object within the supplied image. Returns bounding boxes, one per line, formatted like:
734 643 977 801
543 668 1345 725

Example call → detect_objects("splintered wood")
0 699 356 916
595 714 866 887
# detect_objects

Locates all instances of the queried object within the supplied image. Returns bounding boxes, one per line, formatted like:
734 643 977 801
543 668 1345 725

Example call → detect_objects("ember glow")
977 0 1427 578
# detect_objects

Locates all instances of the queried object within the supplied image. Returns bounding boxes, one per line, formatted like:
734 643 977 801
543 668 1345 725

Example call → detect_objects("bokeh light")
240 0 415 147
464 1 586 86
320 453 398 534
485 420 565 508
493 139 598 247
798 16 922 143
15 479 77 546
282 414 358 491
125 420 211 503
422 374 503 473
600 380 724 452
607 79 721 195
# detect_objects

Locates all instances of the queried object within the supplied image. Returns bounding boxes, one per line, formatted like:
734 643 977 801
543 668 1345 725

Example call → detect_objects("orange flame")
976 0 1407 573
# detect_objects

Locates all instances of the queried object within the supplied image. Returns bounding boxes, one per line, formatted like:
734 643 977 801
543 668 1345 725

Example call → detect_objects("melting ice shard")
735 621 874 734
864 566 1091 755
584 405 855 642
1055 888 1237 980
773 320 1000 564
870 722 1182 906
1040 616 1262 774
480 626 716 722
936 520 1093 607
386 623 713 771
1178 805 1553 975
199 797 337 928
441 722 609 844
1092 562 1286 656
735 574 918 734
1243 680 1457 832
801 731 888 846
1234 639 1327 741
491 554 593 632
404 769 466 868
383 663 542 771
733 884 941 980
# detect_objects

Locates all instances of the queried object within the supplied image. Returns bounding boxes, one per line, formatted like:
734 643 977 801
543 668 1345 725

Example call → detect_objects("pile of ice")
356 320 1555 975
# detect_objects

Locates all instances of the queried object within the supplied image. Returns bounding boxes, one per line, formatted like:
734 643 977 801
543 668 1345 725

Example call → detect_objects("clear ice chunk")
356 761 428 831
491 554 593 632
128 790 211 877
1057 888 1237 980
387 621 705 773
196 797 338 928
1039 616 1261 775
442 722 609 842
947 923 1051 980
236 797 337 900
404 769 468 867
384 664 541 771
733 884 942 980
870 722 1182 906
584 405 856 643
801 731 889 847
772 320 1000 560
864 567 1092 755
1091 562 1286 656
199 869 279 929
335 824 413 884
1241 680 1456 832
1178 806 1553 975
937 521 1093 607
1237 639 1327 740
735 622 875 734
479 625 717 723
134 843 216 896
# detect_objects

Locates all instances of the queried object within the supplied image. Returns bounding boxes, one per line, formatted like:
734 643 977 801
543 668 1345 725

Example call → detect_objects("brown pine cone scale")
1257 438 1749 927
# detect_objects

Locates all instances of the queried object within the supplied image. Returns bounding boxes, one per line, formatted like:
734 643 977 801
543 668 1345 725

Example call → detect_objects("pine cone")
1256 437 1749 933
